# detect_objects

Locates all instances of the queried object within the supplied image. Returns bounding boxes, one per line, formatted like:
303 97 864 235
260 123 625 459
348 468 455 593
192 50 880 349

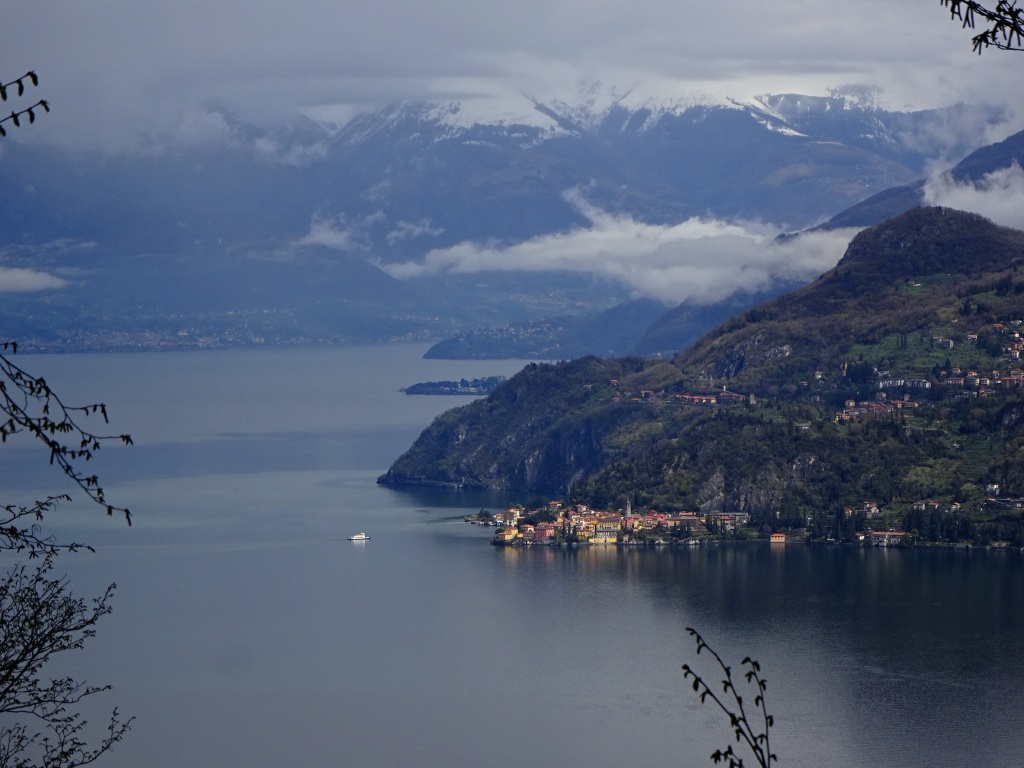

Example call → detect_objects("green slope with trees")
379 207 1024 543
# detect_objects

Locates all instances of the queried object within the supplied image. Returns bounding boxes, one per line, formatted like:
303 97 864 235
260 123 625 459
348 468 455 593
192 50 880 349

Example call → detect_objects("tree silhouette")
0 72 49 137
941 1 1024 52
682 628 776 768
0 75 134 765
0 342 133 556
0 340 135 768
0 340 134 768
0 559 131 768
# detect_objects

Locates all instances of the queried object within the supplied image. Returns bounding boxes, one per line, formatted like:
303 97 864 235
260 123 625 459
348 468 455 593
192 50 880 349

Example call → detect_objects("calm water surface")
4 345 1023 768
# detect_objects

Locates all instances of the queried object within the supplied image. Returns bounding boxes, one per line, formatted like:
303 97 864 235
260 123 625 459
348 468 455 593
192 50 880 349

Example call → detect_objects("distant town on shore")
477 496 1024 549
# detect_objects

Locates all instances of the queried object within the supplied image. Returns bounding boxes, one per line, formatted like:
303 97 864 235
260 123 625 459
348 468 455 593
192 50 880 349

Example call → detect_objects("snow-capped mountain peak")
536 78 739 133
419 99 568 135
335 96 575 149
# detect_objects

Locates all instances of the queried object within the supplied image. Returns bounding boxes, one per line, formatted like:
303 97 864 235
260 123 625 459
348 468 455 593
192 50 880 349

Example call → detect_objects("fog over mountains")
0 84 1017 353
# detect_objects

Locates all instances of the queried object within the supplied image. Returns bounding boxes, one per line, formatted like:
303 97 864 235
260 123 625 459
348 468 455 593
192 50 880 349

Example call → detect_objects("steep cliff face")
378 356 651 494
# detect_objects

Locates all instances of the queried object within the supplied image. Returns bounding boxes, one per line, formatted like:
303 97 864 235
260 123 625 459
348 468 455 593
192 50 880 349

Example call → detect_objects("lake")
4 344 1024 768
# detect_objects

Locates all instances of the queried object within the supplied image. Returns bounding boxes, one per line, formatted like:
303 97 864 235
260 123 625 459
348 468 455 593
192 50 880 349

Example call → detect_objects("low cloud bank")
297 214 368 252
924 164 1024 232
0 267 67 292
383 189 857 305
298 211 445 252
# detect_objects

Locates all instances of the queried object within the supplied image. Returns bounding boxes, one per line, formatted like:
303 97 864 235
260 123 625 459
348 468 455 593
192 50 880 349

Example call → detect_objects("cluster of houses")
935 320 1024 389
605 377 754 407
836 364 1024 421
938 366 1024 391
672 391 751 406
835 395 921 421
599 320 1024 417
990 322 1024 359
489 501 752 546
486 499 932 548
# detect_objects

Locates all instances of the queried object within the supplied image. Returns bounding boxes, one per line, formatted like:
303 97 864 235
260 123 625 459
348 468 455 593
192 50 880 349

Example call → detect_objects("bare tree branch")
0 69 131 768
682 628 776 768
0 558 132 768
0 72 48 138
940 0 1024 53
0 342 133 555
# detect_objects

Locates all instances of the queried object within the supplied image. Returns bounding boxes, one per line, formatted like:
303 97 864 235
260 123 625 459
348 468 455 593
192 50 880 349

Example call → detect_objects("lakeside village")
472 499 970 548
475 494 1024 549
474 319 1024 550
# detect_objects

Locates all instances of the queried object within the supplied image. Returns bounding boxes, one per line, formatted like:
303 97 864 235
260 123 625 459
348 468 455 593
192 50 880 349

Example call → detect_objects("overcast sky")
3 0 1023 153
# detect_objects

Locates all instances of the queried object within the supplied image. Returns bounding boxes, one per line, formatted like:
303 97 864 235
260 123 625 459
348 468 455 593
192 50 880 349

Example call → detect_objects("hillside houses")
607 376 755 408
638 318 1024 422
836 397 919 421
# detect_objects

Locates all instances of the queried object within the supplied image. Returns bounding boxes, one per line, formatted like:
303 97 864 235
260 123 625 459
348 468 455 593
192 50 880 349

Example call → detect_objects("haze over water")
4 344 1023 768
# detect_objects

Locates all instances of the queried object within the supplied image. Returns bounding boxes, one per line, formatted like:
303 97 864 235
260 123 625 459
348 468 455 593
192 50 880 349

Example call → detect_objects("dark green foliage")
679 208 1024 395
579 401 976 523
380 356 650 493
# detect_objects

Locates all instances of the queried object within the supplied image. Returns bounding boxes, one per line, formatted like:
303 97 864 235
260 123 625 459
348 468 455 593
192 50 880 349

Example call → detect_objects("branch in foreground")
1 497 94 557
0 557 133 768
0 342 133 554
681 628 776 768
0 71 49 137
940 0 1024 53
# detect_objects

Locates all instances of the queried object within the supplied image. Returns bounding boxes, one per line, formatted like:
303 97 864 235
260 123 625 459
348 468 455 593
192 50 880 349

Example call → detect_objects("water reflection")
479 541 1024 767
12 347 1024 768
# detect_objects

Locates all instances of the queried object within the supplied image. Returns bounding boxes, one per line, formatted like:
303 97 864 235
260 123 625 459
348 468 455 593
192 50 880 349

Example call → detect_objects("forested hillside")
380 207 1024 541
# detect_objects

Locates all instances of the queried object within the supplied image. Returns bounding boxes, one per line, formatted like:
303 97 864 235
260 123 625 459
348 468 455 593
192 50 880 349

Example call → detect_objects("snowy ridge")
733 99 807 137
753 93 829 120
334 81 940 153
753 92 901 145
540 79 738 133
420 99 570 137
337 97 573 148
747 113 806 137
540 79 636 132
339 80 756 147
536 79 814 137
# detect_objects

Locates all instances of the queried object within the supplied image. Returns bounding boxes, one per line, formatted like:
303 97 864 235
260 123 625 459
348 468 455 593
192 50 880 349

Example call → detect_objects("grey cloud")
296 215 369 252
383 189 857 305
923 164 1024 231
6 1 1024 153
386 220 445 245
252 137 329 167
0 267 67 293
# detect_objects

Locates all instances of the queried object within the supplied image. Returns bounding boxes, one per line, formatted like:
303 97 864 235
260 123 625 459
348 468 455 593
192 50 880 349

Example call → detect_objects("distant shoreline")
401 375 507 396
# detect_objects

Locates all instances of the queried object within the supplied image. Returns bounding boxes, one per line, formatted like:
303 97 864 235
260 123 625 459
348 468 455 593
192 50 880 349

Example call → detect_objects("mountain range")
424 122 1024 359
0 85 1010 351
